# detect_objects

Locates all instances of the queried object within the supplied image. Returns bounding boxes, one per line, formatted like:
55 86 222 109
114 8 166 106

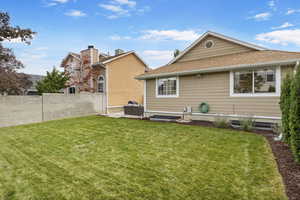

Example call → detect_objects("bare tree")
0 12 35 95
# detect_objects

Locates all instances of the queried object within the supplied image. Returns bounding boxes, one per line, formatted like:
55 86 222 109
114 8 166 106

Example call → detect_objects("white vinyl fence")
0 93 106 127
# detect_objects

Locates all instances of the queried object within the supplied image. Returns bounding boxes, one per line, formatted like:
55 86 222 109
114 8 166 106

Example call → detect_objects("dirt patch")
257 131 300 200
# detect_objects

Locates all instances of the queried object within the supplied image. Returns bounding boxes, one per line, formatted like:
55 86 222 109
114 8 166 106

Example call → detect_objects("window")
97 75 105 93
69 87 76 94
233 70 253 93
230 67 280 97
156 77 178 97
254 69 276 93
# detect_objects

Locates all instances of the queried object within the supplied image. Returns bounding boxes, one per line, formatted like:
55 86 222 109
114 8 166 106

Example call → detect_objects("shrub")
272 123 282 135
213 117 229 128
240 118 255 131
289 67 300 162
279 73 292 143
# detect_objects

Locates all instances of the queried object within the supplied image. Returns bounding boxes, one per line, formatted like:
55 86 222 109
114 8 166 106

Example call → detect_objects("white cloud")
112 0 136 8
142 50 173 62
46 0 71 6
99 0 148 19
20 52 47 60
65 10 87 17
256 29 300 46
286 8 300 15
140 29 200 41
46 2 58 6
99 4 127 14
53 0 69 3
110 35 132 40
271 22 294 30
268 0 276 11
249 12 271 21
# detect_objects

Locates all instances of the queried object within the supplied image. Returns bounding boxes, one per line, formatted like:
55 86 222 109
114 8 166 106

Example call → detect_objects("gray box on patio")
124 105 144 116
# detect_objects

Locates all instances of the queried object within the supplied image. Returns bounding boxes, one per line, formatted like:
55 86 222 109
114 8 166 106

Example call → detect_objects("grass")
0 116 287 200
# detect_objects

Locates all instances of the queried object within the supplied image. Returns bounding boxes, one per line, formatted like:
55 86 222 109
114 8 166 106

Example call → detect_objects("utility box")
124 105 144 116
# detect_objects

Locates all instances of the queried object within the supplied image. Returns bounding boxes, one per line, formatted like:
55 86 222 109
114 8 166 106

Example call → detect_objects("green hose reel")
199 102 209 113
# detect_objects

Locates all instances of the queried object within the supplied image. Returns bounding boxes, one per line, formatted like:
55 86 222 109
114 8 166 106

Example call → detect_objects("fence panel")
0 93 105 127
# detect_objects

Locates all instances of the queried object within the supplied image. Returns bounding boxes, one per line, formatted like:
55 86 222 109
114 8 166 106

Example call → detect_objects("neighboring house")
137 31 300 122
60 46 148 113
26 74 44 95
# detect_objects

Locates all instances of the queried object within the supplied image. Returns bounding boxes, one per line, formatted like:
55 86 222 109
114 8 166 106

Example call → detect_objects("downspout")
105 66 109 114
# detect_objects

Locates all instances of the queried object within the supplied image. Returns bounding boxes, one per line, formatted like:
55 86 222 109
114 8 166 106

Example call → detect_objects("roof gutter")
136 59 300 80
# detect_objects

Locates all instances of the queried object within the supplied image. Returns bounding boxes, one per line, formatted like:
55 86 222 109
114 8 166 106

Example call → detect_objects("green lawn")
0 116 286 200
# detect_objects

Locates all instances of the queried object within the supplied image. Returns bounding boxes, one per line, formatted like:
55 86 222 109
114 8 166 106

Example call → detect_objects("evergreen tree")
36 68 69 94
289 67 300 162
279 73 292 143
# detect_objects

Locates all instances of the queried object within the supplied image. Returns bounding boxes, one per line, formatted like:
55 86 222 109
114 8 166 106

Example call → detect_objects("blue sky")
2 0 300 75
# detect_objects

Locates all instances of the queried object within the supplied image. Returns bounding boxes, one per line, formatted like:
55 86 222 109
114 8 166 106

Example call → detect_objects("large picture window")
231 67 280 97
156 77 178 97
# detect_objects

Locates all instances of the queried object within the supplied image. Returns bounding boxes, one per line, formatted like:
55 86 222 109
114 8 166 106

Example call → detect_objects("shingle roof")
99 52 127 62
137 50 300 79
60 52 81 67
70 52 80 59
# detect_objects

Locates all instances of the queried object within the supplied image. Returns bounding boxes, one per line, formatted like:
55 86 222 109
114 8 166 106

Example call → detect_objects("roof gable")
60 52 81 67
169 31 267 64
102 51 148 67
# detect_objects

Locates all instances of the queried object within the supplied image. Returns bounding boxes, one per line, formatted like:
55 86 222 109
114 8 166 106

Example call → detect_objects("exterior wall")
64 56 81 91
0 93 105 128
107 107 124 113
145 65 294 118
80 48 99 92
106 54 146 107
92 68 106 93
176 35 255 63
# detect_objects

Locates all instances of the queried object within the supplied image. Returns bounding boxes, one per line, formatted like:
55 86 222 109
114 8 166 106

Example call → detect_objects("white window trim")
230 66 281 97
144 80 147 111
156 76 179 98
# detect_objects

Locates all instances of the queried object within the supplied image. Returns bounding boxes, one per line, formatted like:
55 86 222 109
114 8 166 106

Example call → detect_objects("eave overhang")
136 59 300 80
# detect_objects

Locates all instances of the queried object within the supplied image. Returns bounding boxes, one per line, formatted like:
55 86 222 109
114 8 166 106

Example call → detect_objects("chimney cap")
115 49 124 55
88 45 94 49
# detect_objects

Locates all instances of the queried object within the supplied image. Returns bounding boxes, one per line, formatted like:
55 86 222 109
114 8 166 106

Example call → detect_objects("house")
61 46 148 113
136 31 300 123
26 74 44 95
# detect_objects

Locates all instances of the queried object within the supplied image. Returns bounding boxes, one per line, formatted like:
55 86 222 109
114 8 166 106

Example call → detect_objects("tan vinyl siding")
108 107 124 113
146 65 294 117
107 53 146 107
176 36 255 63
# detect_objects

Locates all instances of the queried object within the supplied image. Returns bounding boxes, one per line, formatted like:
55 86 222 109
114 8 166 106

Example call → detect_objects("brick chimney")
80 45 99 66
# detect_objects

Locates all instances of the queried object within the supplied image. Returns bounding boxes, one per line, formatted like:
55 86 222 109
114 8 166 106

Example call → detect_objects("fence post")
41 94 44 122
